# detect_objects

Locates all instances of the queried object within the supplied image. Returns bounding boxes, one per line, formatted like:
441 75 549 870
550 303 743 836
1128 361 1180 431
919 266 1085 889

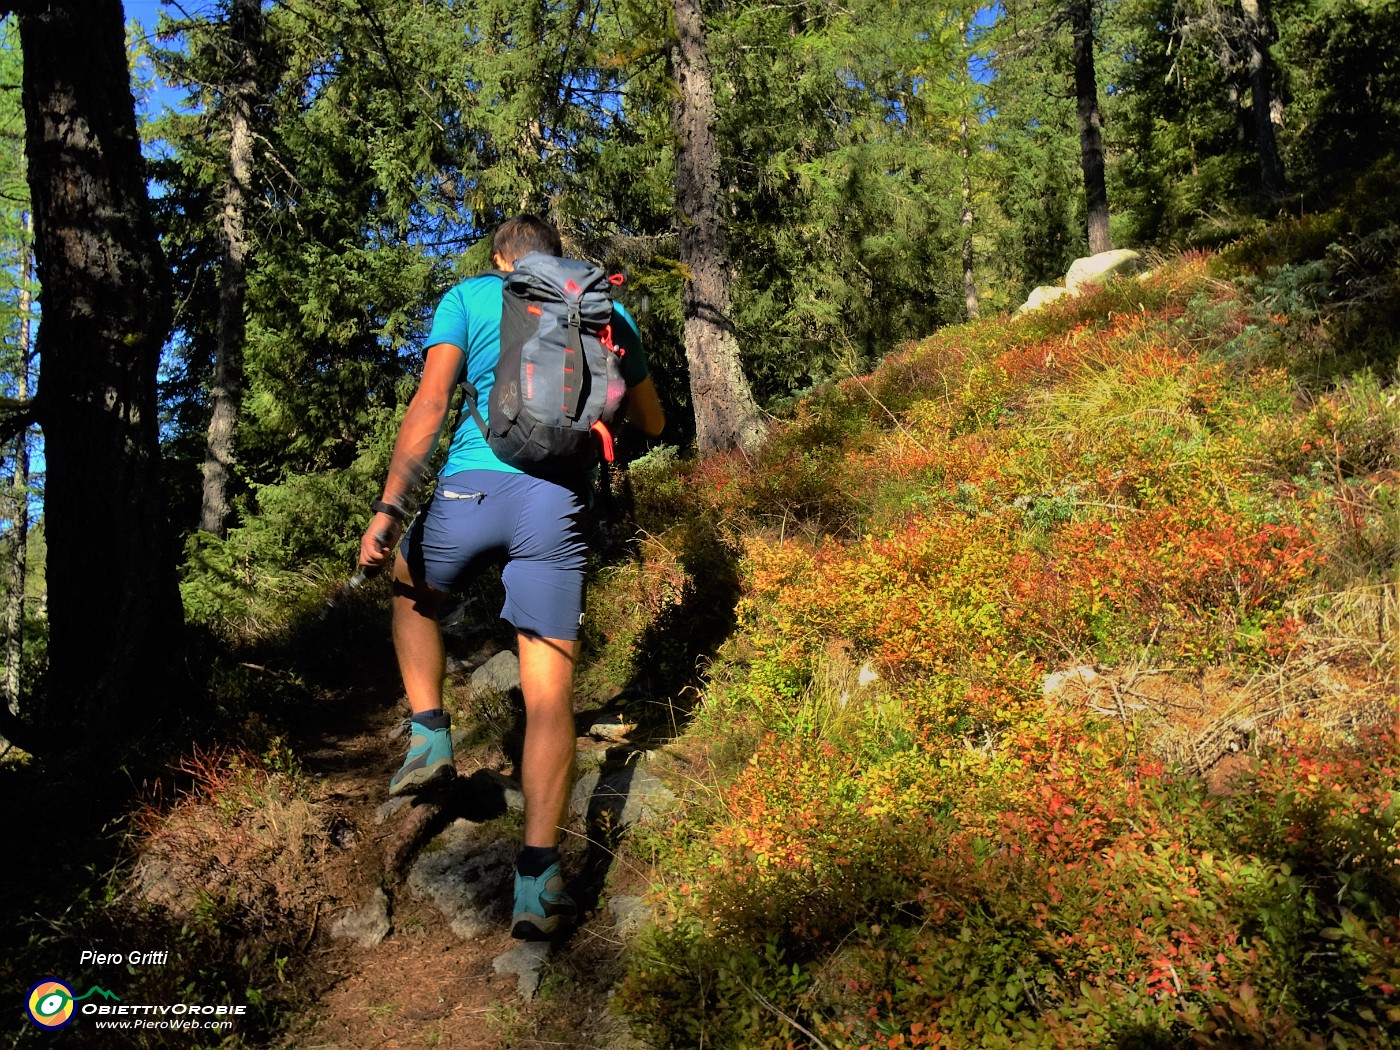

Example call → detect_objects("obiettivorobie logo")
24 976 248 1034
25 979 120 1030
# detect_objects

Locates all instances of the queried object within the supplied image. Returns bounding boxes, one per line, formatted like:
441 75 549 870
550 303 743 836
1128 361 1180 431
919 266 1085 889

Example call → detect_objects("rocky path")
273 644 673 1050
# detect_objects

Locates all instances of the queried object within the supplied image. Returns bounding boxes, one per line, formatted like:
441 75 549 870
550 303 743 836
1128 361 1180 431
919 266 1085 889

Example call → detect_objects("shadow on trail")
570 526 742 916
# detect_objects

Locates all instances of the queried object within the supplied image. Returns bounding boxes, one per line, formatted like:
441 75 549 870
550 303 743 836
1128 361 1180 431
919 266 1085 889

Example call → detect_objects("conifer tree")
1069 0 1111 253
199 0 262 538
984 1 1087 291
993 0 1113 257
1282 0 1400 192
698 0 970 394
958 12 983 320
669 0 766 455
1171 0 1287 196
0 0 180 753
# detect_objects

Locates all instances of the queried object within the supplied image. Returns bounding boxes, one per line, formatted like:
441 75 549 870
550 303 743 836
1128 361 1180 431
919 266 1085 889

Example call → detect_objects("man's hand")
359 512 403 573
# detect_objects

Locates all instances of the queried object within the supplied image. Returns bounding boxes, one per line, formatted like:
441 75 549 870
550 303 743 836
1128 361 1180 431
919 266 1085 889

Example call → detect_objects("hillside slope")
600 233 1397 1047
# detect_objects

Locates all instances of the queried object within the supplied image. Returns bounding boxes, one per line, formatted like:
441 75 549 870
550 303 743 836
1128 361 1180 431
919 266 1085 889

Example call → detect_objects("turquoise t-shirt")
424 273 649 476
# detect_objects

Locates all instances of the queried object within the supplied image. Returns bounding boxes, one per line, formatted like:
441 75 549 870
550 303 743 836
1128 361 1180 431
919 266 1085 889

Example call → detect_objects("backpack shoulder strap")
457 268 509 439
460 379 489 440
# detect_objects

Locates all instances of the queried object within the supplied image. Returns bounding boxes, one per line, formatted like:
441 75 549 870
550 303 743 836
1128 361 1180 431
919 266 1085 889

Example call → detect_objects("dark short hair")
492 215 562 264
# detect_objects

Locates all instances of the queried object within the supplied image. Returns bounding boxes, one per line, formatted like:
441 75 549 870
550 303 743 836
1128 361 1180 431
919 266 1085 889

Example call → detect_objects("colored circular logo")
26 980 76 1030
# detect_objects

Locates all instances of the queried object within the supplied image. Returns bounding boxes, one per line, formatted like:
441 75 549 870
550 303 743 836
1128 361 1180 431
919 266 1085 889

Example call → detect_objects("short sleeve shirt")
424 273 649 476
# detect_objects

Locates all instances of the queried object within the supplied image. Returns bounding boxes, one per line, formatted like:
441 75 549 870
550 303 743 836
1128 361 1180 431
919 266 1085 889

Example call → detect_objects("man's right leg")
387 551 456 796
392 553 448 713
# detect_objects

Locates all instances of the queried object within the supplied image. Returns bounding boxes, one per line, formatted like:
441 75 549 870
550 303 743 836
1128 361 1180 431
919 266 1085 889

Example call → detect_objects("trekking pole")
320 517 402 620
322 484 425 618
319 564 379 622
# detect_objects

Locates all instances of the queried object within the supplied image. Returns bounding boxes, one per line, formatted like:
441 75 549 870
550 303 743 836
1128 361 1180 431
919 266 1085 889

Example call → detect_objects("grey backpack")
462 252 628 477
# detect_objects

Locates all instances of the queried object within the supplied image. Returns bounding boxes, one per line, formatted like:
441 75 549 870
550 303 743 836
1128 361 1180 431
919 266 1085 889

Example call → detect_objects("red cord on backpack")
590 421 615 463
600 323 623 356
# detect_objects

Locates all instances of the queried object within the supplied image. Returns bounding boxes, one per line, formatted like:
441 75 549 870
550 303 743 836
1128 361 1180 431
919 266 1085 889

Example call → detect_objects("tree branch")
0 400 37 449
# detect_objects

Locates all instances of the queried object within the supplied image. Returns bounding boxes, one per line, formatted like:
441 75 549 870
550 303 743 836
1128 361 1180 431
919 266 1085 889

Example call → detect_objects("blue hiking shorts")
399 469 588 640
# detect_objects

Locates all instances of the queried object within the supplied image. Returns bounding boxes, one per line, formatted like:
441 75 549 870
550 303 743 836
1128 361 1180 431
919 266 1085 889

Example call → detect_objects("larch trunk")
1240 0 1286 194
1070 0 1111 255
670 0 766 456
959 28 979 321
200 0 260 537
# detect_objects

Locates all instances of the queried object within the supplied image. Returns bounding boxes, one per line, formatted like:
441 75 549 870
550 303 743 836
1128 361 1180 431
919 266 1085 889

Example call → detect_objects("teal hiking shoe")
511 863 577 940
388 716 456 797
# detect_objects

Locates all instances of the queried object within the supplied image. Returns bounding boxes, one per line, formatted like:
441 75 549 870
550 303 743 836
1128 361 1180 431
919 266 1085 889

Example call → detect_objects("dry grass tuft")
128 743 327 923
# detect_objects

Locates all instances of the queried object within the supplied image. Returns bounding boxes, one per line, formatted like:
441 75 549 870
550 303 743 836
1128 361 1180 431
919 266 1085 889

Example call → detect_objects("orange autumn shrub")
618 250 1397 1049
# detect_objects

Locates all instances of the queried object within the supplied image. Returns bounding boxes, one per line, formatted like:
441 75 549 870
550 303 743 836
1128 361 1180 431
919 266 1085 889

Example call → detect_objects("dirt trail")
270 642 653 1050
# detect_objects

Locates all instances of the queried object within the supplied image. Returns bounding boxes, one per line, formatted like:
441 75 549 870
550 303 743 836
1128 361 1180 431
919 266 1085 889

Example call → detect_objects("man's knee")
517 633 578 704
392 554 446 617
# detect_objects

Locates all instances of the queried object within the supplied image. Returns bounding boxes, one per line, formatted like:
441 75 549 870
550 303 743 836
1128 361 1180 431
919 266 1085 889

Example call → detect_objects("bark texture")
2 0 181 753
669 0 766 456
200 0 260 537
1069 0 1112 255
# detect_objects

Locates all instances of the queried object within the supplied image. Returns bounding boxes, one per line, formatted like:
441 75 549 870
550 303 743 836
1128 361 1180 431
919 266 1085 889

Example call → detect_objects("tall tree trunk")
1069 0 1111 255
959 22 979 321
1 0 181 754
961 162 978 320
669 0 766 456
1240 0 1285 195
4 213 32 717
200 0 260 537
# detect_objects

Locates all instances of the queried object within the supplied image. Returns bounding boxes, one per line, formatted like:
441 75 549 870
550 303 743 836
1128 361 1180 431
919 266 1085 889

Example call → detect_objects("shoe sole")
511 915 561 941
388 761 456 797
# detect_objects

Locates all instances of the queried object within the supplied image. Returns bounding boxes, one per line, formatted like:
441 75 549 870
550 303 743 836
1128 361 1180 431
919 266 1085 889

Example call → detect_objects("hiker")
358 215 665 939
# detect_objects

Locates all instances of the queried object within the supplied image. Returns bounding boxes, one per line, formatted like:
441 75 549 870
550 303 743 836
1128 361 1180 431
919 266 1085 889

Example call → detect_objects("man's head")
491 215 562 271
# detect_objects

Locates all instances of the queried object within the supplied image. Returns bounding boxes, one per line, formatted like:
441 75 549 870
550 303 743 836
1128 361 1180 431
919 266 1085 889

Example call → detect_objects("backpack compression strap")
562 296 585 421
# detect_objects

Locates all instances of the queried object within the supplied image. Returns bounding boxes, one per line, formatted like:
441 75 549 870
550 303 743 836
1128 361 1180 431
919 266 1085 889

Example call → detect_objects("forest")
0 0 1397 1045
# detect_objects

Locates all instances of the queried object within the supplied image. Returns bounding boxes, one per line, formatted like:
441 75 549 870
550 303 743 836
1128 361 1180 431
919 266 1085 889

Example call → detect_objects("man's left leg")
498 472 589 940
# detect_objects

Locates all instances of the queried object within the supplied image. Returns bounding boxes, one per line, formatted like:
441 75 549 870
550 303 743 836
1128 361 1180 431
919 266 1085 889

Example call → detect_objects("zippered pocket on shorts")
439 487 486 502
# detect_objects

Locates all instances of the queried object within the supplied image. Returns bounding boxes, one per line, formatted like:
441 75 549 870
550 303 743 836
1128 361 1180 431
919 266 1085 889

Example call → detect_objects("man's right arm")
359 342 464 570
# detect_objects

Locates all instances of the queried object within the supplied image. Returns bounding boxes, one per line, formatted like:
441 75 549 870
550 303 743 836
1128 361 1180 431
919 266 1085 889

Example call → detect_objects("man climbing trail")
358 214 665 940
